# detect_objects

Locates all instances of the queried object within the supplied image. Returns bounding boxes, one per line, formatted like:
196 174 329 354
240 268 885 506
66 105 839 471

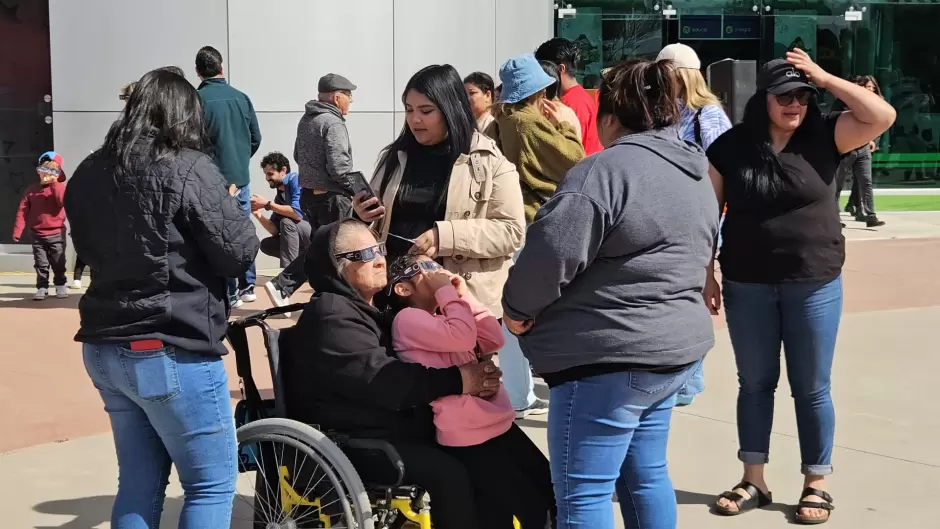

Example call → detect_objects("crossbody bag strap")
694 107 704 147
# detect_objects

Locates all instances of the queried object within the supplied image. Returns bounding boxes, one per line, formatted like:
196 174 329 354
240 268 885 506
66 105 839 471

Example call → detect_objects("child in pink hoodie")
388 254 555 529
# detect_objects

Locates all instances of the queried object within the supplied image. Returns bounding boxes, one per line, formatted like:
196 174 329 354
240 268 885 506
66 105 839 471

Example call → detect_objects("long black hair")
736 89 824 198
376 65 477 198
851 74 883 97
104 68 210 177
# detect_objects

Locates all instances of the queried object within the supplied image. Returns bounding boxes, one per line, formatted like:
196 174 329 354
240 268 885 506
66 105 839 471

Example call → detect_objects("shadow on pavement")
674 489 795 523
33 494 257 528
0 292 81 309
516 418 547 429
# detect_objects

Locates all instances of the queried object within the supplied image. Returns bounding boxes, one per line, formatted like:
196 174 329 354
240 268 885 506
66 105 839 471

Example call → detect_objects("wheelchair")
228 303 433 529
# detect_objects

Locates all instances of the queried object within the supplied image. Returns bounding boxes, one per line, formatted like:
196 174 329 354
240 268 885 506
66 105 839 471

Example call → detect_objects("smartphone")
345 171 382 211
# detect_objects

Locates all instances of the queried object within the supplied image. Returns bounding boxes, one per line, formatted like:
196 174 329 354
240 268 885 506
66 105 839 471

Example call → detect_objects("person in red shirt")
12 151 68 300
535 37 604 155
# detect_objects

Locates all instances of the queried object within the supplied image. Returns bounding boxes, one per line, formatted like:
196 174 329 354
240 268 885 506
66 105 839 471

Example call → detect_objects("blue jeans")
500 324 537 410
723 276 842 476
548 362 699 529
228 184 256 299
82 343 237 528
675 362 705 404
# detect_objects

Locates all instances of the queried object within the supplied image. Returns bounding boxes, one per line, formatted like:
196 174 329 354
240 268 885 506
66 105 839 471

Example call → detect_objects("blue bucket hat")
498 54 556 104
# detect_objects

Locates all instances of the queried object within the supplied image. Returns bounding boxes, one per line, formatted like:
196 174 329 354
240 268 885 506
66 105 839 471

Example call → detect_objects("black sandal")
714 481 773 516
794 487 834 525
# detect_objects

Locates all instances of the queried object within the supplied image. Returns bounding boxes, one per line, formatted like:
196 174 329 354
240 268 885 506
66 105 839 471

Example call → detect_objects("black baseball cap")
758 59 817 95
318 73 357 93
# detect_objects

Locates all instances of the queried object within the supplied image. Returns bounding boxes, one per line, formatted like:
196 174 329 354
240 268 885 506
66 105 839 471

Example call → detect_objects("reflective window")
556 1 940 187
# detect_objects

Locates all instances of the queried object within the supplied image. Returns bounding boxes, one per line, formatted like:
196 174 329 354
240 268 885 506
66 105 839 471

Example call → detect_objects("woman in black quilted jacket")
65 68 259 528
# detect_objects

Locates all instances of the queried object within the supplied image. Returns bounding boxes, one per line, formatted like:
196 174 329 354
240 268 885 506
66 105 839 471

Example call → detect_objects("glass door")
664 0 765 70
555 1 665 85
0 0 53 244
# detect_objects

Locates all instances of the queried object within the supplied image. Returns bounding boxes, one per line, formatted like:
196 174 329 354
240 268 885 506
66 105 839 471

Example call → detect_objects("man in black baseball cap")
758 58 818 95
265 74 358 310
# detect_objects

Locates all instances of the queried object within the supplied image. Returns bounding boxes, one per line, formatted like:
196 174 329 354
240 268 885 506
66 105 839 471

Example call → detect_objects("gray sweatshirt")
501 128 719 375
294 101 354 194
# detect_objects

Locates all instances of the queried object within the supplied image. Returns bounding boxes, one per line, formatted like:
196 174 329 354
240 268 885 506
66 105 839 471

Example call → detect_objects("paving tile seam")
673 411 940 469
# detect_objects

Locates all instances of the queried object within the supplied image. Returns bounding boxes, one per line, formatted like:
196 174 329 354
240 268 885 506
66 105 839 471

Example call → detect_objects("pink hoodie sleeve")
393 286 478 353
462 292 505 354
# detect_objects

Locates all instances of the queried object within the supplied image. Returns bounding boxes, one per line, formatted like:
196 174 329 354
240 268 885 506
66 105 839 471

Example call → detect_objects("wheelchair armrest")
343 438 406 490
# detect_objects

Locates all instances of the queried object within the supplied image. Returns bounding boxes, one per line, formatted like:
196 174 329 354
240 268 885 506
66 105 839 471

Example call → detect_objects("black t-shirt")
707 114 845 284
386 142 454 260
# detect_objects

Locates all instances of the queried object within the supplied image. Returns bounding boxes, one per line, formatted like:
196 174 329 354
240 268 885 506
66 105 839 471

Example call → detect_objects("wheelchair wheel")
234 418 374 529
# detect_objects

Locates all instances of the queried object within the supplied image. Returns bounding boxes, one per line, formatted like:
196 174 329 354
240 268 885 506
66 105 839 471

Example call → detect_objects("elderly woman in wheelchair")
230 219 538 529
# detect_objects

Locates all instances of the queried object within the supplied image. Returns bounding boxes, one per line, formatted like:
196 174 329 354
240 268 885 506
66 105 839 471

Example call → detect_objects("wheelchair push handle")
229 302 307 328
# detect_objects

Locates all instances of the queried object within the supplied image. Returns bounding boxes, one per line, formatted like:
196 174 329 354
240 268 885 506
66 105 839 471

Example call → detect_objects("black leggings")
444 424 556 529
73 256 86 281
393 441 486 529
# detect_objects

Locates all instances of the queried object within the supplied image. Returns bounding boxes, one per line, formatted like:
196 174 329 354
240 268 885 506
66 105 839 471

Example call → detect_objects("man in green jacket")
196 45 262 307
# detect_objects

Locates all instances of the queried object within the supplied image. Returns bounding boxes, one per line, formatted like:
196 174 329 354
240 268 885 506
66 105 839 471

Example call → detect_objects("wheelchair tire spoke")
254 440 287 524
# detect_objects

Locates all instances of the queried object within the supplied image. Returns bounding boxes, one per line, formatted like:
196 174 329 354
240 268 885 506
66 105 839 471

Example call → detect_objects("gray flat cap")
318 73 357 93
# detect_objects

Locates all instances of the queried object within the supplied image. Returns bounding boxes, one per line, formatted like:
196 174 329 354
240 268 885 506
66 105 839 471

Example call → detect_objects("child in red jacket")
13 152 68 300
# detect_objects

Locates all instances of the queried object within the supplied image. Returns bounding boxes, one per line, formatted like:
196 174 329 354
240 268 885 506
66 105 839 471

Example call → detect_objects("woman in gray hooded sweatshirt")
501 59 719 529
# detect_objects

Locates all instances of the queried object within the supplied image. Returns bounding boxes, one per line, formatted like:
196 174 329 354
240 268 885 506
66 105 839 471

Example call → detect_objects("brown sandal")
794 487 834 525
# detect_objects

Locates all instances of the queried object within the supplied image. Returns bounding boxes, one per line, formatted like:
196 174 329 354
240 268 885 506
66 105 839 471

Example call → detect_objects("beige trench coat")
370 132 525 317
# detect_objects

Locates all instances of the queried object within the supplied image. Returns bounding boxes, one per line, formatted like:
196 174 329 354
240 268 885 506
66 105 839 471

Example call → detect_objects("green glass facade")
556 0 940 187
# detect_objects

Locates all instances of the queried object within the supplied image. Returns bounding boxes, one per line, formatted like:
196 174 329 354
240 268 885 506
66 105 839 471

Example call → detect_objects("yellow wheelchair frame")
278 465 430 528
277 465 519 528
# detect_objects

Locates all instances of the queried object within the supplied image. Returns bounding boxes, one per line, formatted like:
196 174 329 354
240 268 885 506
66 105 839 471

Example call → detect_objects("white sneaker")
239 286 257 303
231 298 243 309
70 279 83 289
515 398 549 419
264 281 291 318
55 285 69 298
33 288 47 301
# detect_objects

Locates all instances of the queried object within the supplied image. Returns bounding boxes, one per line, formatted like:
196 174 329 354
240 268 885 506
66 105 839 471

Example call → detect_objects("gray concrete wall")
39 0 554 271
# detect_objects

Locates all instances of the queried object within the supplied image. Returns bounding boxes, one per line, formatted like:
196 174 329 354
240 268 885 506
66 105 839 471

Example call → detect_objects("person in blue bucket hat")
498 54 557 104
486 54 585 421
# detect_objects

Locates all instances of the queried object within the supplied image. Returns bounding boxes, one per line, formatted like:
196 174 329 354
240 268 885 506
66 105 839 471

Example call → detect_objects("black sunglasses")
334 242 386 263
775 90 813 107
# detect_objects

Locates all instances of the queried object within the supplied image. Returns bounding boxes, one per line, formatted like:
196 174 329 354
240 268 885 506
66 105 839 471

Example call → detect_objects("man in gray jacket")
265 74 356 307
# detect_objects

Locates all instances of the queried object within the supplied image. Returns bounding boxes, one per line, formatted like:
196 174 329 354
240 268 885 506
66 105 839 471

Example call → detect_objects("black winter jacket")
284 221 463 441
64 143 260 355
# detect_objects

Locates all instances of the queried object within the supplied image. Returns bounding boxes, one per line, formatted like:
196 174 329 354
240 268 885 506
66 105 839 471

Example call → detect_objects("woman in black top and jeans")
834 75 886 227
704 50 895 524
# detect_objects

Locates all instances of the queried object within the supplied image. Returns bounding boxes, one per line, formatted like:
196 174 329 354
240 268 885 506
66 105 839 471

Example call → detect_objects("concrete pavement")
2 211 939 528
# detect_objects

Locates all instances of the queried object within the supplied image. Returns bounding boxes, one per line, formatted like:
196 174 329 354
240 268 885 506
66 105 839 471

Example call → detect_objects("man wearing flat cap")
265 73 357 308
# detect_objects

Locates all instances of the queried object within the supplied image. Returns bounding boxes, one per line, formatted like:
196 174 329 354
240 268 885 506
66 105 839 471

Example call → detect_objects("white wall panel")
51 112 119 176
495 0 554 65
49 0 227 111
227 0 394 112
393 112 407 141
346 113 396 178
393 0 496 111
